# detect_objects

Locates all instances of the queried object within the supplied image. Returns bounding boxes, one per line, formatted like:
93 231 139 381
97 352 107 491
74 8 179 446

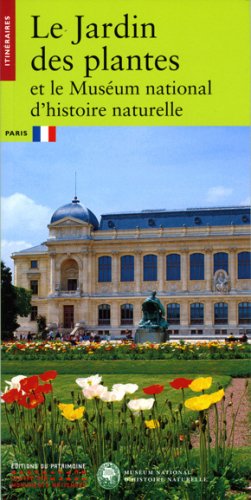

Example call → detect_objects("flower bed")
1 371 249 498
1 339 250 361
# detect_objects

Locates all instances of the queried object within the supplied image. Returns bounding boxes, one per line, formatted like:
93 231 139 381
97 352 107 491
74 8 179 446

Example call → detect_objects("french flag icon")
32 126 56 142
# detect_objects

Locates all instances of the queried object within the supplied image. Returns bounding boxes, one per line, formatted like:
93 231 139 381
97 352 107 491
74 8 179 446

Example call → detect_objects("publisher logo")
97 462 120 490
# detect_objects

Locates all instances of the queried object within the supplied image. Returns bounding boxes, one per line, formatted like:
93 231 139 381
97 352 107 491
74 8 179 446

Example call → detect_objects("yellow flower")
185 388 225 411
208 389 224 405
189 377 212 392
58 403 74 412
58 403 85 421
145 419 160 429
185 394 212 411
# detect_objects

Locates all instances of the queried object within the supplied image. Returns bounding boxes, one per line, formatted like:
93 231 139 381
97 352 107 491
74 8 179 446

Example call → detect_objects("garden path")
191 378 250 447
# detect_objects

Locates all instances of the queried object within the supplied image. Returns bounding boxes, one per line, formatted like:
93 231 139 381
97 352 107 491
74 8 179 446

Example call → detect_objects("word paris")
31 15 180 77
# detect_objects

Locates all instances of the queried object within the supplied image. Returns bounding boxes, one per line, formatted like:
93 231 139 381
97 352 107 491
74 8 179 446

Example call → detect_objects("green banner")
0 0 250 141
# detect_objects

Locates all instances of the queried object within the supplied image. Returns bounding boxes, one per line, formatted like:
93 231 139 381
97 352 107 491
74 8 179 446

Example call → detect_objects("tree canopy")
1 261 32 339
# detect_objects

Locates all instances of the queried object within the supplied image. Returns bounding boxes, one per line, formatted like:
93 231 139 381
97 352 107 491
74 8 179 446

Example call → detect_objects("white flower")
5 375 26 392
127 398 155 412
100 387 126 402
112 383 138 395
82 384 108 400
76 374 102 389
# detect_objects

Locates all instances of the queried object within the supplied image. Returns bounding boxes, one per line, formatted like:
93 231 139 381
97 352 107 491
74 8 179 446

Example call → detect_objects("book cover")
1 1 250 498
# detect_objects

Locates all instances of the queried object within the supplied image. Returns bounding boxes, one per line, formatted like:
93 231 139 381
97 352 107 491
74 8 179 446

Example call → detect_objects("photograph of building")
12 197 251 337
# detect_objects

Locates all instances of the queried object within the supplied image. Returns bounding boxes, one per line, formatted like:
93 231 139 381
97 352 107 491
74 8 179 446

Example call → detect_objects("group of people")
46 329 109 344
227 332 248 343
18 329 132 343
47 329 62 341
20 329 249 344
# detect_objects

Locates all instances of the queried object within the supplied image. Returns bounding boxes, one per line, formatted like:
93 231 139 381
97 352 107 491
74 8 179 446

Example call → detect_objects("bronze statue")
135 291 169 343
139 291 168 329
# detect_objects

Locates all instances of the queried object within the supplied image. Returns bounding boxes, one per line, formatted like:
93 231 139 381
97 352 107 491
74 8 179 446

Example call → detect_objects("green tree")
1 261 32 339
16 287 33 317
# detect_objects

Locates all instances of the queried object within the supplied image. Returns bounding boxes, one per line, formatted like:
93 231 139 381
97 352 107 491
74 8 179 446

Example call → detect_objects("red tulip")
36 383 52 394
169 378 193 390
143 384 164 395
1 388 21 404
20 376 39 392
18 391 44 409
39 370 58 382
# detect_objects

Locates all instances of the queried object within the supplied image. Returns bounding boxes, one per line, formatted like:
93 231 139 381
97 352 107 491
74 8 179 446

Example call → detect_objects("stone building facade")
12 198 251 337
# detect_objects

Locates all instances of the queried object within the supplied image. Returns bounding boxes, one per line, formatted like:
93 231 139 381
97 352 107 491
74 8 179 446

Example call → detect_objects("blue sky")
1 126 250 271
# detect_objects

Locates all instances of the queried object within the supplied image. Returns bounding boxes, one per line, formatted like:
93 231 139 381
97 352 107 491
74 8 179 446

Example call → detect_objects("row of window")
167 302 233 325
98 252 251 282
28 252 250 293
31 302 251 324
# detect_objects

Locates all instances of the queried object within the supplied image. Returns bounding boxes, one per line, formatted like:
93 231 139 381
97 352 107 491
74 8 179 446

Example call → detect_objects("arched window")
214 303 228 324
98 304 110 325
121 256 134 282
143 254 157 281
167 303 180 324
61 258 79 291
238 302 251 324
190 303 204 324
98 256 112 282
214 252 228 273
166 254 181 281
190 253 204 280
121 304 133 325
238 252 251 279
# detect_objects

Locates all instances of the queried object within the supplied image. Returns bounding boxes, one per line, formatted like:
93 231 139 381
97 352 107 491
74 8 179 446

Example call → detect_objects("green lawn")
1 372 230 443
2 358 250 443
2 358 251 376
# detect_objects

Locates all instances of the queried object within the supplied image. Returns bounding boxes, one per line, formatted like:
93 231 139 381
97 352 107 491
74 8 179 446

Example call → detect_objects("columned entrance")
64 305 74 328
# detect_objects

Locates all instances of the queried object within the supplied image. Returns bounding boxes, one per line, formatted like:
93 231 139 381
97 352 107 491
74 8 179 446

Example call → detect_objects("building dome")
50 197 99 230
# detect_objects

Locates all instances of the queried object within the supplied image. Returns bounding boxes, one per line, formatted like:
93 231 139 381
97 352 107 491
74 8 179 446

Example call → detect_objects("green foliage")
224 463 249 490
206 475 230 499
1 372 230 443
1 339 250 362
1 387 250 500
1 261 19 338
1 261 32 339
15 286 32 317
2 443 250 499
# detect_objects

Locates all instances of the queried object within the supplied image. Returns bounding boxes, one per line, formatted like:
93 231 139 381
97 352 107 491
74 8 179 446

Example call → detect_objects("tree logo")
97 462 121 490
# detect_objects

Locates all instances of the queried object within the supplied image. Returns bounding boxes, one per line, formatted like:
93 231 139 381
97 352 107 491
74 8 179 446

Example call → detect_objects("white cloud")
1 239 32 275
1 194 51 275
206 186 233 203
1 193 52 232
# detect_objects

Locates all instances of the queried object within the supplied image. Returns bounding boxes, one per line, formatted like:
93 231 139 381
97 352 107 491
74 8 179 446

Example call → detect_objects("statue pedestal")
135 327 169 344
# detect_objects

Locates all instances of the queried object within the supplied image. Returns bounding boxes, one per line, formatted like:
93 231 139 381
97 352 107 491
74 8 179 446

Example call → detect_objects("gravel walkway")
191 378 250 448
